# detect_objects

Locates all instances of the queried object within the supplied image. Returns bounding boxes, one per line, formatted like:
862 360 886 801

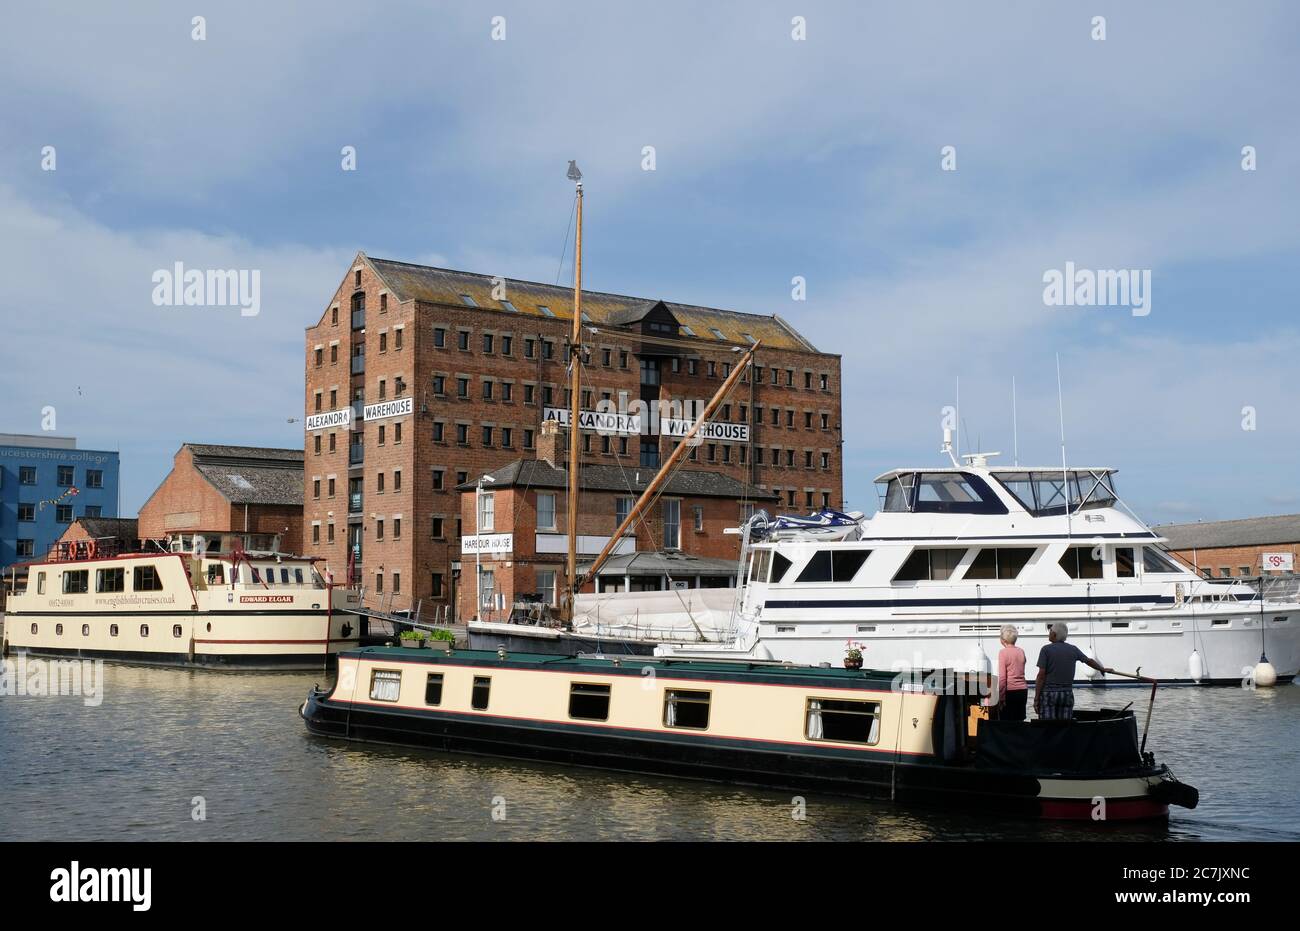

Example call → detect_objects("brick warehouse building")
137 444 305 554
1155 514 1300 579
455 422 780 621
304 252 843 616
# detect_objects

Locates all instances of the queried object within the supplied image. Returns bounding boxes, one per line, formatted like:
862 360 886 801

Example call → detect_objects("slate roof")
1155 514 1300 550
75 517 138 540
185 444 304 506
365 256 819 353
456 458 778 502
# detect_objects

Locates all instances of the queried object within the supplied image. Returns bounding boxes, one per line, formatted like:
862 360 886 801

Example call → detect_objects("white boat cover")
571 588 741 643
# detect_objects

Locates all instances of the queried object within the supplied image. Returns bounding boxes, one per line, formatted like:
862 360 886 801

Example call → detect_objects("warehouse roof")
1155 514 1300 550
75 517 139 540
185 443 304 506
364 255 820 353
457 458 778 501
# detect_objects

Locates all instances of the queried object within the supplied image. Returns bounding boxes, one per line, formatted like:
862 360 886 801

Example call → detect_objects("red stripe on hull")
1039 797 1168 821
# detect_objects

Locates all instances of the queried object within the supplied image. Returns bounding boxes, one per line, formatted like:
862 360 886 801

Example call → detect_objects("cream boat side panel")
336 656 941 757
9 613 197 655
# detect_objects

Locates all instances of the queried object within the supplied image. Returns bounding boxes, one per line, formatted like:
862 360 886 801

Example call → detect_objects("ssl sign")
1260 552 1294 571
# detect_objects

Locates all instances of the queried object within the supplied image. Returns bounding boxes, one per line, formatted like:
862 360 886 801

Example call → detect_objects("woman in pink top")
994 625 1028 722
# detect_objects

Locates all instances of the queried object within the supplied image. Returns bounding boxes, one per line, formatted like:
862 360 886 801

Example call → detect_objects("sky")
0 1 1296 524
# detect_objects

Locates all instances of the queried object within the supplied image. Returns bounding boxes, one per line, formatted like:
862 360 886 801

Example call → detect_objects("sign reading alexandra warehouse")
305 407 353 431
543 407 750 443
461 533 513 555
363 397 414 421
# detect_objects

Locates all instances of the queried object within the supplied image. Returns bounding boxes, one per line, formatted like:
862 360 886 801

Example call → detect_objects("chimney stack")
538 420 566 469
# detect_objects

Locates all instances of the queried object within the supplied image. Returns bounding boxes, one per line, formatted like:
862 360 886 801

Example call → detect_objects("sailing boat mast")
564 161 584 621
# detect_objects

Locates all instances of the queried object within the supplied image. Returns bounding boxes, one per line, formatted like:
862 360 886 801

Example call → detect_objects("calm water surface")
1 661 1296 841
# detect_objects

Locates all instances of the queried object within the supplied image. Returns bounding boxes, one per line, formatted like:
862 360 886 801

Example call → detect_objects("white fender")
1188 649 1204 683
1083 647 1102 679
1254 660 1278 689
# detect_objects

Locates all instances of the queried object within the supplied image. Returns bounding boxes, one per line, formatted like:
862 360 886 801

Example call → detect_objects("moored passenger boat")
300 645 1198 821
3 539 359 668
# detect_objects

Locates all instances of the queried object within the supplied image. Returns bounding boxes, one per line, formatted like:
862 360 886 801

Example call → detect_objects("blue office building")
0 434 121 570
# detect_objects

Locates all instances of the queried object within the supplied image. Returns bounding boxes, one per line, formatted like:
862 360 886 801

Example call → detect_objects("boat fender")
967 645 991 677
1149 779 1199 810
1083 648 1102 679
1188 649 1204 683
1254 658 1278 689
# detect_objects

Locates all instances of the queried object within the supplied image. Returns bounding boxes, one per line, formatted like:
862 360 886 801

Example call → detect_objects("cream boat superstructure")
3 548 359 668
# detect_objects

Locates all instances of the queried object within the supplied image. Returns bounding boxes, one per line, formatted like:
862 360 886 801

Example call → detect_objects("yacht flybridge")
655 460 1300 685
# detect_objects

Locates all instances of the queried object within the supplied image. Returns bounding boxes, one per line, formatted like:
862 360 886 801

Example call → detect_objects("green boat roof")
346 645 977 690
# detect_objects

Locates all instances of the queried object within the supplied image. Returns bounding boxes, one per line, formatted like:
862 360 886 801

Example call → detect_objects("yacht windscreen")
995 470 1117 515
878 472 1007 515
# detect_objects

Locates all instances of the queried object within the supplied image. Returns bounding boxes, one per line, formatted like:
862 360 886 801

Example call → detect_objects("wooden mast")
576 341 761 594
564 166 584 622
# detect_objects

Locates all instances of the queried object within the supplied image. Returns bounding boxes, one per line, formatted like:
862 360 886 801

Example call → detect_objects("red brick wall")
1169 544 1300 578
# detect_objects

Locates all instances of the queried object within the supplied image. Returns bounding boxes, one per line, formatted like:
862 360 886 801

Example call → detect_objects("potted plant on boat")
844 645 864 670
399 628 429 649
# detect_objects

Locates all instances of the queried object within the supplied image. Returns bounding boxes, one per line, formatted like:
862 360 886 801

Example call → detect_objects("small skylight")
581 311 592 323
709 327 726 340
459 294 477 307
539 305 556 317
500 300 519 313
680 324 697 337
742 333 757 345
229 475 254 491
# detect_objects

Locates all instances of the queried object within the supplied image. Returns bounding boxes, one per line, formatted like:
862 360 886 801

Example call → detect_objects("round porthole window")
110 624 119 637
55 623 64 636
82 624 90 636
140 624 149 637
30 623 38 635
172 625 183 638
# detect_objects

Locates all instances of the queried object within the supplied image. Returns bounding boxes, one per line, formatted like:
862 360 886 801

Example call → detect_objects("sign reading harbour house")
363 397 414 421
543 407 749 443
462 533 513 556
305 407 353 431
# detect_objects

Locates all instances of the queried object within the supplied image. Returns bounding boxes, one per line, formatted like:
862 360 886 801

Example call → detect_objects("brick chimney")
537 420 566 469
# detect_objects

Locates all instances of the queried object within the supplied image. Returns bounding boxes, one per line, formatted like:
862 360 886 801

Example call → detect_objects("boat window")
1142 547 1181 574
894 548 966 582
1115 547 1136 578
140 624 149 637
208 564 225 585
1058 546 1104 579
311 567 327 589
62 570 89 594
295 568 304 584
110 624 119 637
964 547 1035 580
663 689 711 729
133 565 164 591
36 572 45 595
806 698 881 744
264 569 274 587
280 568 290 584
995 470 1117 516
796 549 870 583
568 682 612 721
879 474 915 512
471 676 492 710
370 669 402 702
172 625 183 638
251 568 262 584
95 567 125 593
769 552 793 583
749 550 771 582
82 624 89 636
425 673 444 706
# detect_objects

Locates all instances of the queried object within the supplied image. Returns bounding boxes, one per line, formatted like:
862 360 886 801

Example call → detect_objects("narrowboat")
300 646 1199 821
